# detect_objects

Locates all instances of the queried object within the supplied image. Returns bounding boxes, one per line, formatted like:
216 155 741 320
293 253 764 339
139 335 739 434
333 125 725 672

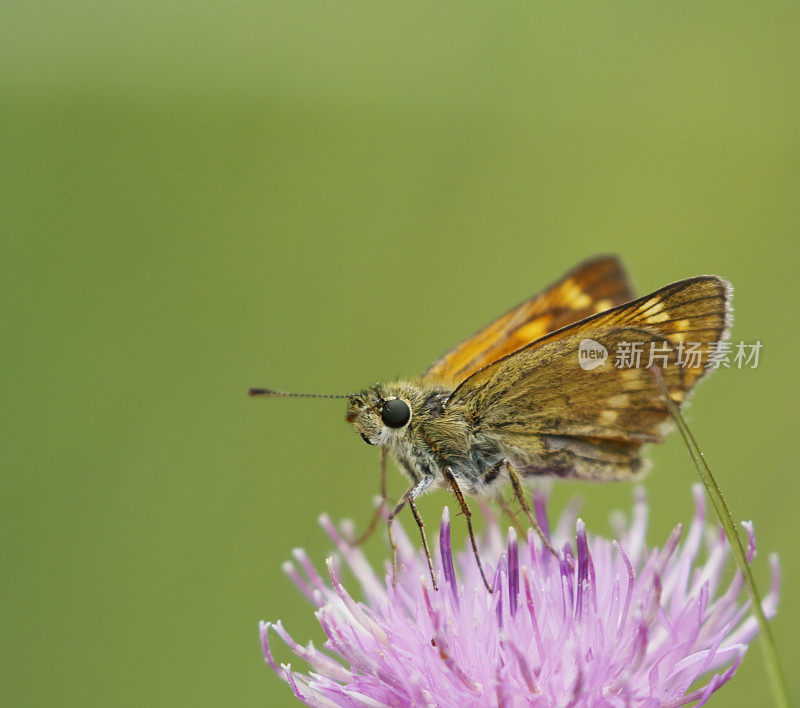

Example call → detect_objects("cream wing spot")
561 280 592 310
571 293 592 310
599 410 619 425
515 318 552 343
646 311 670 323
642 298 665 316
607 394 629 408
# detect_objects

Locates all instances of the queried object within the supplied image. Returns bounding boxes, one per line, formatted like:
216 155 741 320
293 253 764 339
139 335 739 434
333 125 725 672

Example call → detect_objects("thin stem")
651 366 789 708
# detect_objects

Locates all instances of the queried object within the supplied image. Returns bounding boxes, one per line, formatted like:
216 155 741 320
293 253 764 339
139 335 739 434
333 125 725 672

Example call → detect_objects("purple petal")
508 527 519 617
439 506 459 607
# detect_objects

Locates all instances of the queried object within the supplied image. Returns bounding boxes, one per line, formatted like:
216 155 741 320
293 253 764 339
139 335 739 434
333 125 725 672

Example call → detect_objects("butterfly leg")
352 448 388 546
408 498 438 591
443 467 492 593
495 492 525 537
386 493 408 588
500 459 561 560
387 481 438 590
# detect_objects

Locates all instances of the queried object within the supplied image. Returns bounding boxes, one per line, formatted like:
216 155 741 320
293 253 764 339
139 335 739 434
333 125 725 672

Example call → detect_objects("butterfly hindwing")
421 255 635 386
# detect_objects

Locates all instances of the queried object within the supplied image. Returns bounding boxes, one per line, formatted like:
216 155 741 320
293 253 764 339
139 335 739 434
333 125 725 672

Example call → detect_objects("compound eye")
380 398 411 428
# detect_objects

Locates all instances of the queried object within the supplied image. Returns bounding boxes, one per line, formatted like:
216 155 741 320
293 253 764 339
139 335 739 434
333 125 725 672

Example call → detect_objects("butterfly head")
346 385 415 446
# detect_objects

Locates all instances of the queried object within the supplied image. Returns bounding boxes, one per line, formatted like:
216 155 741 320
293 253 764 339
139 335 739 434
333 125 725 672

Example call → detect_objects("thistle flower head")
261 486 778 706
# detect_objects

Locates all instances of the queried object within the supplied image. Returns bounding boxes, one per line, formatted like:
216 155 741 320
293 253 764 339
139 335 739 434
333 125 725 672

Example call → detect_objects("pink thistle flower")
260 485 779 706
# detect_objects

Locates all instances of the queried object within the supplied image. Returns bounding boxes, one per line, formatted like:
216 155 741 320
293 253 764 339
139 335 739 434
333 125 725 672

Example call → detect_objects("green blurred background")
3 2 799 705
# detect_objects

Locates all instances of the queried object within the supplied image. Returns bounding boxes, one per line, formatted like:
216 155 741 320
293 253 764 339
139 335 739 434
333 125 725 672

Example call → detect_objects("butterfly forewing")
468 328 685 440
447 277 731 479
422 255 635 387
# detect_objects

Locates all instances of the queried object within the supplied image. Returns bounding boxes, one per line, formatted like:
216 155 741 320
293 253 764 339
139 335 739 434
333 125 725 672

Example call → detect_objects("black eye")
380 398 411 428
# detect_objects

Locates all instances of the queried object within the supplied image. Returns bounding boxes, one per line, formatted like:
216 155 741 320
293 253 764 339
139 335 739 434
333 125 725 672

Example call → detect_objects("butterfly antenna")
248 388 352 400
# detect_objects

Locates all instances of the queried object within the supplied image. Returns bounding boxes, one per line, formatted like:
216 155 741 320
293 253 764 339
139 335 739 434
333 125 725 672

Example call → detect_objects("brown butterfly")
251 255 732 590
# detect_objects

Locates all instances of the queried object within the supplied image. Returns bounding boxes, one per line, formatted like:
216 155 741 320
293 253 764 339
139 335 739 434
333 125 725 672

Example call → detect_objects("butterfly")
251 255 732 591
